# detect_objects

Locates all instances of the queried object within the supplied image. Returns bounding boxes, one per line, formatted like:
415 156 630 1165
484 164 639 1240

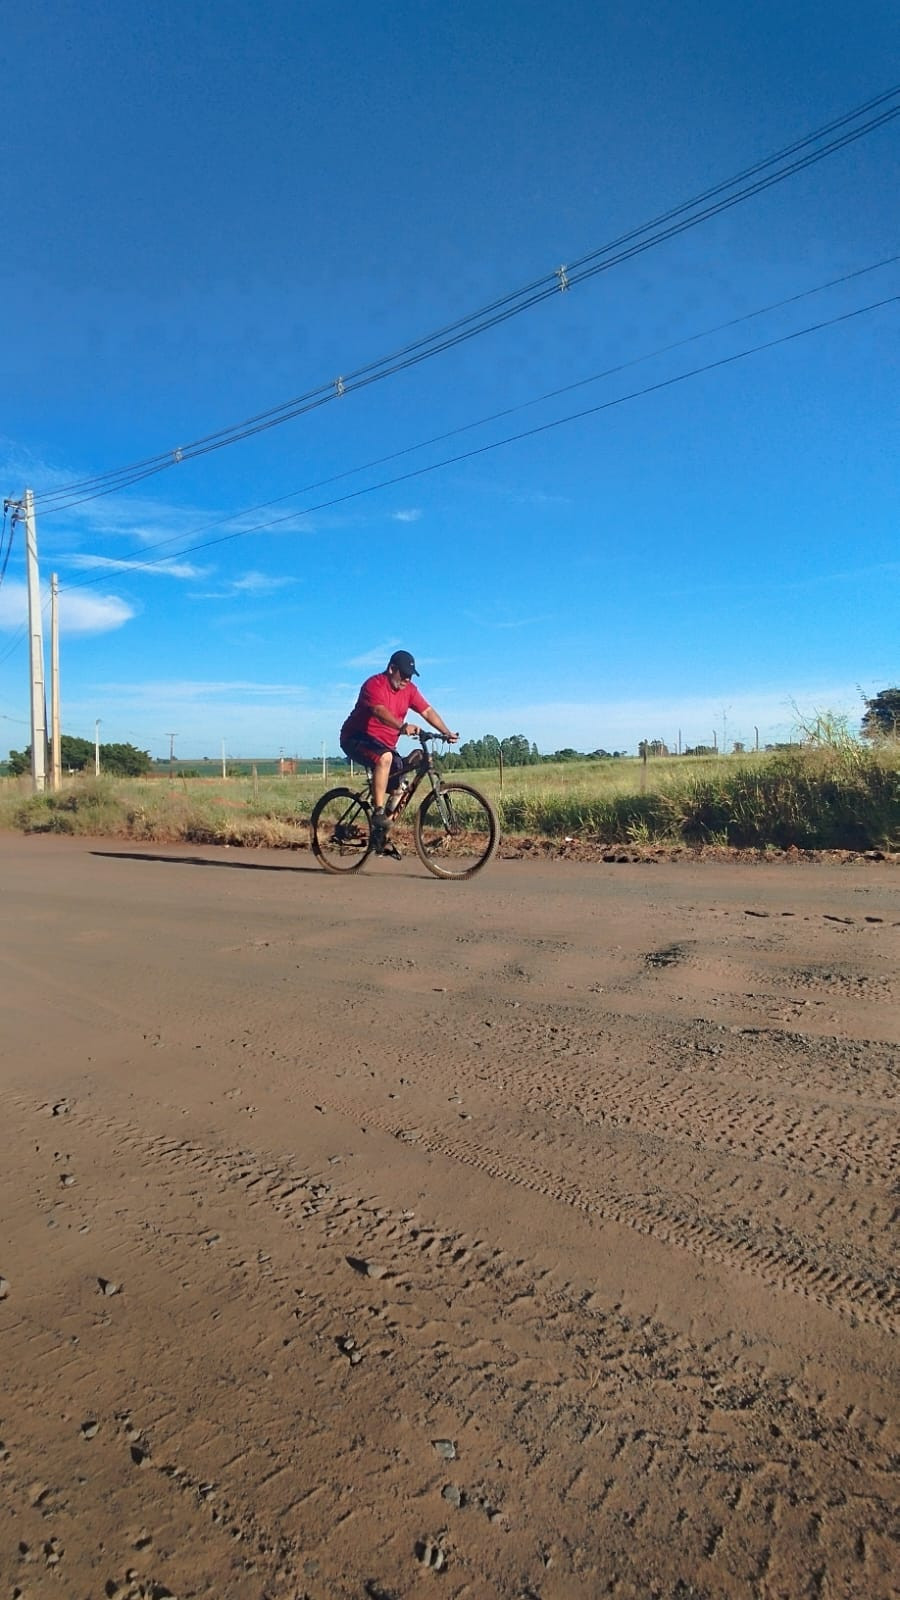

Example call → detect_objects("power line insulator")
335 376 346 398
557 265 570 292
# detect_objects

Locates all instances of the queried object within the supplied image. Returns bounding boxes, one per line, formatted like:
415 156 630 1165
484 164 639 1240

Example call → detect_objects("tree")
7 736 152 776
100 742 152 775
500 734 533 766
445 733 542 771
60 735 93 770
861 687 900 740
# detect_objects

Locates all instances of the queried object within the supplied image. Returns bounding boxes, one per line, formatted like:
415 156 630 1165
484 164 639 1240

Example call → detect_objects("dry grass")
1 740 897 851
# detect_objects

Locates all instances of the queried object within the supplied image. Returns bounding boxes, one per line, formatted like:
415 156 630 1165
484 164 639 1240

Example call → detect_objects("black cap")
388 649 418 678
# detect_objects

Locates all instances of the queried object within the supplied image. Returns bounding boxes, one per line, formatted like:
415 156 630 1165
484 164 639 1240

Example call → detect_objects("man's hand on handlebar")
401 724 459 742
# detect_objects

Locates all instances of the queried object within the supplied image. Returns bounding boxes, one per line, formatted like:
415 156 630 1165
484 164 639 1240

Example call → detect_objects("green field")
1 738 897 852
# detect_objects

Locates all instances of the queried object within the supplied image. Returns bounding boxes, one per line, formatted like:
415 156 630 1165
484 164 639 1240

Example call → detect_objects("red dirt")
0 834 896 1599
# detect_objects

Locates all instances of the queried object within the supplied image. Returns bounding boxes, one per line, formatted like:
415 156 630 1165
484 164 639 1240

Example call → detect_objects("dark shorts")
340 734 402 784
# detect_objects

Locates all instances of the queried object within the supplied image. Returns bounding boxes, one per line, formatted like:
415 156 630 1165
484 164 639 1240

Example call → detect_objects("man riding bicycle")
340 650 459 852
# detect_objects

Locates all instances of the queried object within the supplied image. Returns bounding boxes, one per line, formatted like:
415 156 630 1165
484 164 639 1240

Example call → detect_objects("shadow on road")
91 849 321 875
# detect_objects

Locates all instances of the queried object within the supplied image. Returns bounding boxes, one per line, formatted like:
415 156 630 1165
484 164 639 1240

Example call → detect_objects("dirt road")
0 835 896 1599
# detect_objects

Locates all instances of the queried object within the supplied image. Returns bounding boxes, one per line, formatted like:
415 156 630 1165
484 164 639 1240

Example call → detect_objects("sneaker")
370 809 389 854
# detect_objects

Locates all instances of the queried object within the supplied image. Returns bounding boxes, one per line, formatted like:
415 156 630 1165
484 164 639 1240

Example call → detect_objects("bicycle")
310 732 499 879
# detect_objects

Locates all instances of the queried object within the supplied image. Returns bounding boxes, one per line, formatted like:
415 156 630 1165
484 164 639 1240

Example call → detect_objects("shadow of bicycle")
90 849 321 875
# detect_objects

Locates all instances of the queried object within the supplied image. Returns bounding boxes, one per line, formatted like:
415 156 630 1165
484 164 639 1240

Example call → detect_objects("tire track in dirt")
441 1036 898 1189
3 1075 896 1598
229 1000 897 1307
312 1093 898 1335
404 993 899 1103
0 1091 735 1595
7 1085 892 1391
1 1093 520 1595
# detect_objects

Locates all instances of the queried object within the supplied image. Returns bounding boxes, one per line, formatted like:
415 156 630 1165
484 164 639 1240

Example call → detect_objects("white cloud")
0 581 134 635
390 508 422 523
0 441 272 554
230 571 297 594
190 571 299 600
89 678 309 706
67 555 206 579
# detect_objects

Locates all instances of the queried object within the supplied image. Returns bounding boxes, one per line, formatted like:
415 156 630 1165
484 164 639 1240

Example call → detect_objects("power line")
0 501 16 588
53 255 900 591
0 290 893 676
28 85 900 515
55 292 900 588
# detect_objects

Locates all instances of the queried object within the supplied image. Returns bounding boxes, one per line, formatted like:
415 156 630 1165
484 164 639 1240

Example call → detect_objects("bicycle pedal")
382 843 402 861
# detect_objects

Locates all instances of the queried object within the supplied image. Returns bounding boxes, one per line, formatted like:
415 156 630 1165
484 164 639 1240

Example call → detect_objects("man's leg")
343 740 401 854
370 750 392 813
369 751 395 851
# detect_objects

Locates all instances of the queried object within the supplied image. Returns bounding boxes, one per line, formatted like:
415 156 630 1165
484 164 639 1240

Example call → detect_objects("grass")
0 737 897 852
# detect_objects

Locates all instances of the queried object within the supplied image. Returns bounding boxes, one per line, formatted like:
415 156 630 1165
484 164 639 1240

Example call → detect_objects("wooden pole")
24 490 47 793
50 573 61 790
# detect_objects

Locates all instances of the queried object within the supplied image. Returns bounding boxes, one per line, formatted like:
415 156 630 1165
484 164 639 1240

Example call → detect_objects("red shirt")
341 672 428 751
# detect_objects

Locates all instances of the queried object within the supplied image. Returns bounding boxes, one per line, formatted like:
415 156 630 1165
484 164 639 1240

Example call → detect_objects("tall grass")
0 775 307 848
0 733 896 851
497 745 897 850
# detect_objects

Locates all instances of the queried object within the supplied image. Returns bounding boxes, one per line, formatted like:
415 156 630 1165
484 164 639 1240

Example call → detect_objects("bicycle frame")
359 730 451 822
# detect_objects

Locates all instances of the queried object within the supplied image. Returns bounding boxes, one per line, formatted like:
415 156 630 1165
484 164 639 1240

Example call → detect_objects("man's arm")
404 704 458 742
371 702 407 733
368 699 456 740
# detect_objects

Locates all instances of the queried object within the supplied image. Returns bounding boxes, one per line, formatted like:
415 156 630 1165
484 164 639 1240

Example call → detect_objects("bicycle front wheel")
310 787 372 873
414 782 499 879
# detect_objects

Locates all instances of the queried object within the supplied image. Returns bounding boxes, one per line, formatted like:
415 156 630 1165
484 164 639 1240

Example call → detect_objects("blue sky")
1 0 897 759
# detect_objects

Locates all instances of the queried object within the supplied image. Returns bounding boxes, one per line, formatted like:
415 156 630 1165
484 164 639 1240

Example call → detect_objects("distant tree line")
8 691 893 779
442 733 626 769
7 735 152 776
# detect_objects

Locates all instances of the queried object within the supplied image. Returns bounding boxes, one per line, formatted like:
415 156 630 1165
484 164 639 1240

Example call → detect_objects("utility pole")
50 573 61 790
167 732 178 781
95 719 101 776
221 738 226 779
21 490 47 793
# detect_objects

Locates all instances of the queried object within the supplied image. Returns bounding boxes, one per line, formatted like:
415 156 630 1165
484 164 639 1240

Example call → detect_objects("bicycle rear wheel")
413 782 499 879
311 787 373 873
